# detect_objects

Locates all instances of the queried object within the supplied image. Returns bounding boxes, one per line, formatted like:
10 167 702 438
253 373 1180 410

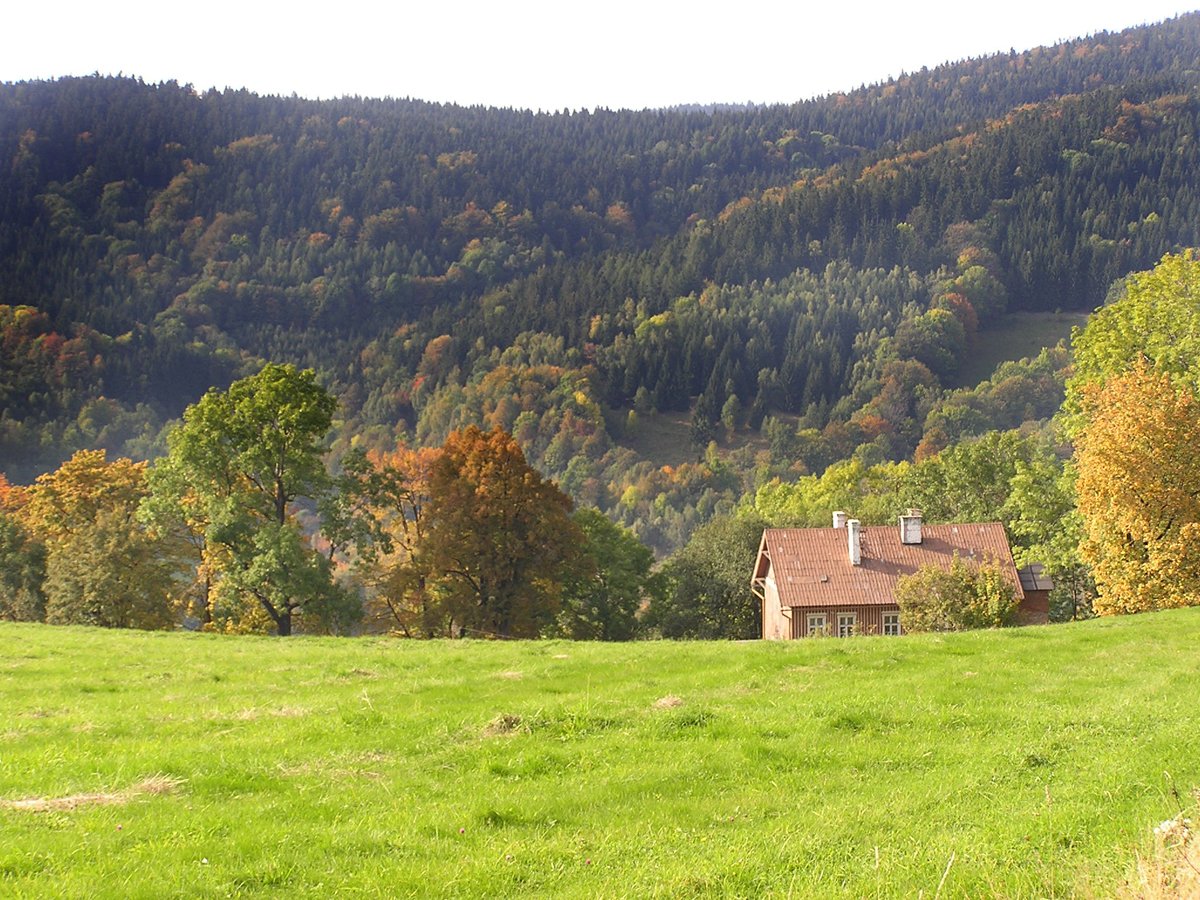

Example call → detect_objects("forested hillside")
3 13 1200 554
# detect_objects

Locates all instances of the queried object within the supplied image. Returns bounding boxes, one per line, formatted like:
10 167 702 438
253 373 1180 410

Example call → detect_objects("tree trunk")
196 570 212 627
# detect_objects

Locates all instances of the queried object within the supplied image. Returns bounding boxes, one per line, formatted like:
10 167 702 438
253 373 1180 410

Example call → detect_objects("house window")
882 612 901 636
837 612 856 637
806 613 827 636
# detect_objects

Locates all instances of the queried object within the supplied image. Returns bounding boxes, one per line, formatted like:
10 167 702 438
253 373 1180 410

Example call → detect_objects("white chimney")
899 509 922 545
847 519 862 566
832 510 848 529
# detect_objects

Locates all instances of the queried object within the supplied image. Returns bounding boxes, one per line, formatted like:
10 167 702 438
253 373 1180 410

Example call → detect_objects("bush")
896 556 1019 632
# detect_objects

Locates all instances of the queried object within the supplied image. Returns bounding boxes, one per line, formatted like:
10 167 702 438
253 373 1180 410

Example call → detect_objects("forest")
2 14 1200 635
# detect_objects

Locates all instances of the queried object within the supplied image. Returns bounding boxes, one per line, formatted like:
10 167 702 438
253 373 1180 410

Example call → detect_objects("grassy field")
955 311 1089 388
2 611 1199 898
617 406 787 470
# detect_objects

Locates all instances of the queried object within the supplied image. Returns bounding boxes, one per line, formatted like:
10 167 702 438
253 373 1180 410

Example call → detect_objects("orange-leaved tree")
325 444 444 636
1075 364 1200 614
0 473 29 514
424 426 584 638
0 472 44 622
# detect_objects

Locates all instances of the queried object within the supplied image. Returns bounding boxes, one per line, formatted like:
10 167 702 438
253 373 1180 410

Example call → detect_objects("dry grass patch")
278 751 393 781
483 714 524 737
496 670 524 680
2 775 184 813
1122 794 1200 899
653 695 684 709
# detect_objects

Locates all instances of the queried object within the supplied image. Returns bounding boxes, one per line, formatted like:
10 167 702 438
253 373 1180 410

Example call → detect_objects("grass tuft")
483 714 525 737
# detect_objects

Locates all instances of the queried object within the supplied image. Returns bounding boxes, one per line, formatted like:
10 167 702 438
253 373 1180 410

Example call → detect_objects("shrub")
896 556 1019 632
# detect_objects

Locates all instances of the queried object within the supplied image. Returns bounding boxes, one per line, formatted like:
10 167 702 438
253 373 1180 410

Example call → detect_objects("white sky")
4 2 1197 111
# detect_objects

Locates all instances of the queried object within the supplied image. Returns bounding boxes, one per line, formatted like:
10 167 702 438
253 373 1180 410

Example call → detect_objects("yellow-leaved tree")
1075 364 1200 614
22 450 184 628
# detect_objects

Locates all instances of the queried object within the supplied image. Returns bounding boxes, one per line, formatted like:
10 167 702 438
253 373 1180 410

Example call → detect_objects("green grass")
955 311 1089 388
618 406 786 469
619 407 700 467
3 611 1199 898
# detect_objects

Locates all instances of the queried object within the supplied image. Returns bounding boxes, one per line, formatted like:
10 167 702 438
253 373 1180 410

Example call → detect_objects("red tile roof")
755 522 1023 608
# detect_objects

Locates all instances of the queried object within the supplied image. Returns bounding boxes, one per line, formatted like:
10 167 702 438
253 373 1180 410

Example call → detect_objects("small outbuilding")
750 510 1049 639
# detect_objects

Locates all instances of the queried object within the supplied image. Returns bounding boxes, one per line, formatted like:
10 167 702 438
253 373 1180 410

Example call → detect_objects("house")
750 510 1049 639
1015 563 1053 624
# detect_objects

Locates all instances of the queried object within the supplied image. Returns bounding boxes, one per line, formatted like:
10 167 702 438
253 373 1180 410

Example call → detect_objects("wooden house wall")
789 605 902 638
761 575 791 640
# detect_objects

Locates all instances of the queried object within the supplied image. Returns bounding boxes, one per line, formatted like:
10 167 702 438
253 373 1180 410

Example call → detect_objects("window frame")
806 613 828 637
882 612 901 636
836 612 857 638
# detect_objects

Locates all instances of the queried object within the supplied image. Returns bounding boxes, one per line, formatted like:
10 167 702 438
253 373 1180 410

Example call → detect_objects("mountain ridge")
2 13 1199 551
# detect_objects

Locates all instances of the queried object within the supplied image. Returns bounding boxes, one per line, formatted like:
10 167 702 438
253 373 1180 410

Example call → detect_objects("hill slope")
3 610 1198 896
3 13 1200 552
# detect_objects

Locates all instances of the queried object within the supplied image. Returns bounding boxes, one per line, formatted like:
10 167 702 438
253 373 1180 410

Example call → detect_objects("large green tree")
1064 250 1200 434
647 511 767 639
153 364 354 636
1002 450 1093 621
556 508 655 641
900 430 1042 524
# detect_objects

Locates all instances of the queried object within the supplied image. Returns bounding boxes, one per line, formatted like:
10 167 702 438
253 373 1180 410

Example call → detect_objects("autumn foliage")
337 444 441 637
424 426 583 639
21 450 182 629
1075 364 1200 614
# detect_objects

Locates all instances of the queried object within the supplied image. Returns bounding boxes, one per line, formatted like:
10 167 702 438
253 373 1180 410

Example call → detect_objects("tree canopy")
1064 250 1200 434
1075 364 1200 614
424 426 582 639
152 363 352 635
24 450 181 628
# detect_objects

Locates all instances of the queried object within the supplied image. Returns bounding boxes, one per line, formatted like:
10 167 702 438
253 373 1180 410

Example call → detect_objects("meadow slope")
2 611 1199 898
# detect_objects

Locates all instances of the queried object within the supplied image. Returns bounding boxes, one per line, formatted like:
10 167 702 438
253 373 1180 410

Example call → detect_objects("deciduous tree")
424 426 581 638
1075 364 1200 614
44 506 180 629
0 513 46 622
24 450 181 629
556 508 653 640
329 445 444 636
647 511 767 639
154 364 354 635
1064 251 1200 434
